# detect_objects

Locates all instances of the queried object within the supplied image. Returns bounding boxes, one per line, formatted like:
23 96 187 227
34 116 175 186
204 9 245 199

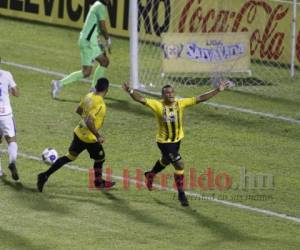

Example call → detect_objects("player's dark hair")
96 78 109 92
99 0 109 6
161 84 173 95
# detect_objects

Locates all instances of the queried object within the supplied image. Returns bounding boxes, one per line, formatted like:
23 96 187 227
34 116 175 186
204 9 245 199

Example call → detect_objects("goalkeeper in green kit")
51 0 111 99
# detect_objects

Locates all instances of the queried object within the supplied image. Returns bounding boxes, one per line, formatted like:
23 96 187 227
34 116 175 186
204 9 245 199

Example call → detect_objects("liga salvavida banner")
161 32 250 74
0 0 300 65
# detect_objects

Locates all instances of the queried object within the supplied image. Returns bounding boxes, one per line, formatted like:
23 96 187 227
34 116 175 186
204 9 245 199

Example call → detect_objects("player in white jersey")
0 67 20 180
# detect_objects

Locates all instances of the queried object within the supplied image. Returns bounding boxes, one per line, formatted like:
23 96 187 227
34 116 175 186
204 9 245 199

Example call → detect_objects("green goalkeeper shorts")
78 39 104 66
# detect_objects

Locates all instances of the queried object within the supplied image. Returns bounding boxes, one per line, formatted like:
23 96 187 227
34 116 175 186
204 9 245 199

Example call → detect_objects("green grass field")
0 17 299 249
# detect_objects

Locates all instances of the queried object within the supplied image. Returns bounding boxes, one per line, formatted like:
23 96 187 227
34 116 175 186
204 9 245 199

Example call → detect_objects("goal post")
290 0 297 78
129 0 299 98
129 0 139 90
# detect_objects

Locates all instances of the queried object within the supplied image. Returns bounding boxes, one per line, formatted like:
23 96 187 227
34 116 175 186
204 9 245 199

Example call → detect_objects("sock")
94 160 104 181
92 65 106 87
150 160 166 174
44 156 72 177
174 171 185 192
8 142 18 164
61 70 84 87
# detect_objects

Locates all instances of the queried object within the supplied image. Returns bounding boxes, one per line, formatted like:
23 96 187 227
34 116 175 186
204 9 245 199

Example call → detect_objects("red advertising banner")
0 0 299 65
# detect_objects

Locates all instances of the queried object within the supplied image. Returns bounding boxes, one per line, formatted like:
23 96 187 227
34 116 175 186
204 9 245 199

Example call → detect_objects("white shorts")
0 114 16 138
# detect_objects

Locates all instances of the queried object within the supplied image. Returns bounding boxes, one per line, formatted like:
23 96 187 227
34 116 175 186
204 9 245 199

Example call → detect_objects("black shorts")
69 133 105 161
157 141 181 164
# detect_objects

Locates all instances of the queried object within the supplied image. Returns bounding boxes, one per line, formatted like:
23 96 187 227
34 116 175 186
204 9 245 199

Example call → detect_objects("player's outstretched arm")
10 87 20 97
76 106 83 116
85 115 104 144
99 20 111 54
196 80 230 104
123 83 146 105
99 20 109 40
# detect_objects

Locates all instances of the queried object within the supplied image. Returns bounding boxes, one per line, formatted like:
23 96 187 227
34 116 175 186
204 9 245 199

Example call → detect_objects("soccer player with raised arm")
51 0 111 99
123 80 231 206
37 78 115 192
0 62 20 180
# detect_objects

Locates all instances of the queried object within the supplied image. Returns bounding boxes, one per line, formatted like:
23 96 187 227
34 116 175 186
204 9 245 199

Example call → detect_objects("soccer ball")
42 148 58 165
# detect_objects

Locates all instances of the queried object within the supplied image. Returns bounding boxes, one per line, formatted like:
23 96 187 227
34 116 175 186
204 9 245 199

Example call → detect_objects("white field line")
271 0 300 4
3 61 300 125
205 102 300 124
1 148 300 224
1 61 120 88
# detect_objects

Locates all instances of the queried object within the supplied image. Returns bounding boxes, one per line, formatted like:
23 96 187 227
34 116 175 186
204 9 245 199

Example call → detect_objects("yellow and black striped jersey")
145 97 196 143
74 93 106 143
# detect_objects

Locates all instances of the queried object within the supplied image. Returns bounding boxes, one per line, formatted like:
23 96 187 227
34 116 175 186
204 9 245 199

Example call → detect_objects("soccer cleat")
94 179 116 189
8 163 19 181
51 80 61 99
178 190 189 207
37 173 48 192
144 171 155 191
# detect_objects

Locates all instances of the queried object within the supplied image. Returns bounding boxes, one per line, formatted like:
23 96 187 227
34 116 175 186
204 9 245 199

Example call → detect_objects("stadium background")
1 0 300 65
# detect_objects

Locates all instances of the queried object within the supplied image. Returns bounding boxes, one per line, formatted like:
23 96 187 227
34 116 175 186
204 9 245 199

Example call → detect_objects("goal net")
131 0 299 100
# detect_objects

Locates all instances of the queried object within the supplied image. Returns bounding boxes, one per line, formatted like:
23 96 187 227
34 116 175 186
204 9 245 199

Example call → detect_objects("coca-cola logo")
297 31 300 62
178 0 294 62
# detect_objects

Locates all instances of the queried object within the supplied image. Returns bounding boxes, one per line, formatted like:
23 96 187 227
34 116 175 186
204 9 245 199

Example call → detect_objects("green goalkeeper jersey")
79 1 107 45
